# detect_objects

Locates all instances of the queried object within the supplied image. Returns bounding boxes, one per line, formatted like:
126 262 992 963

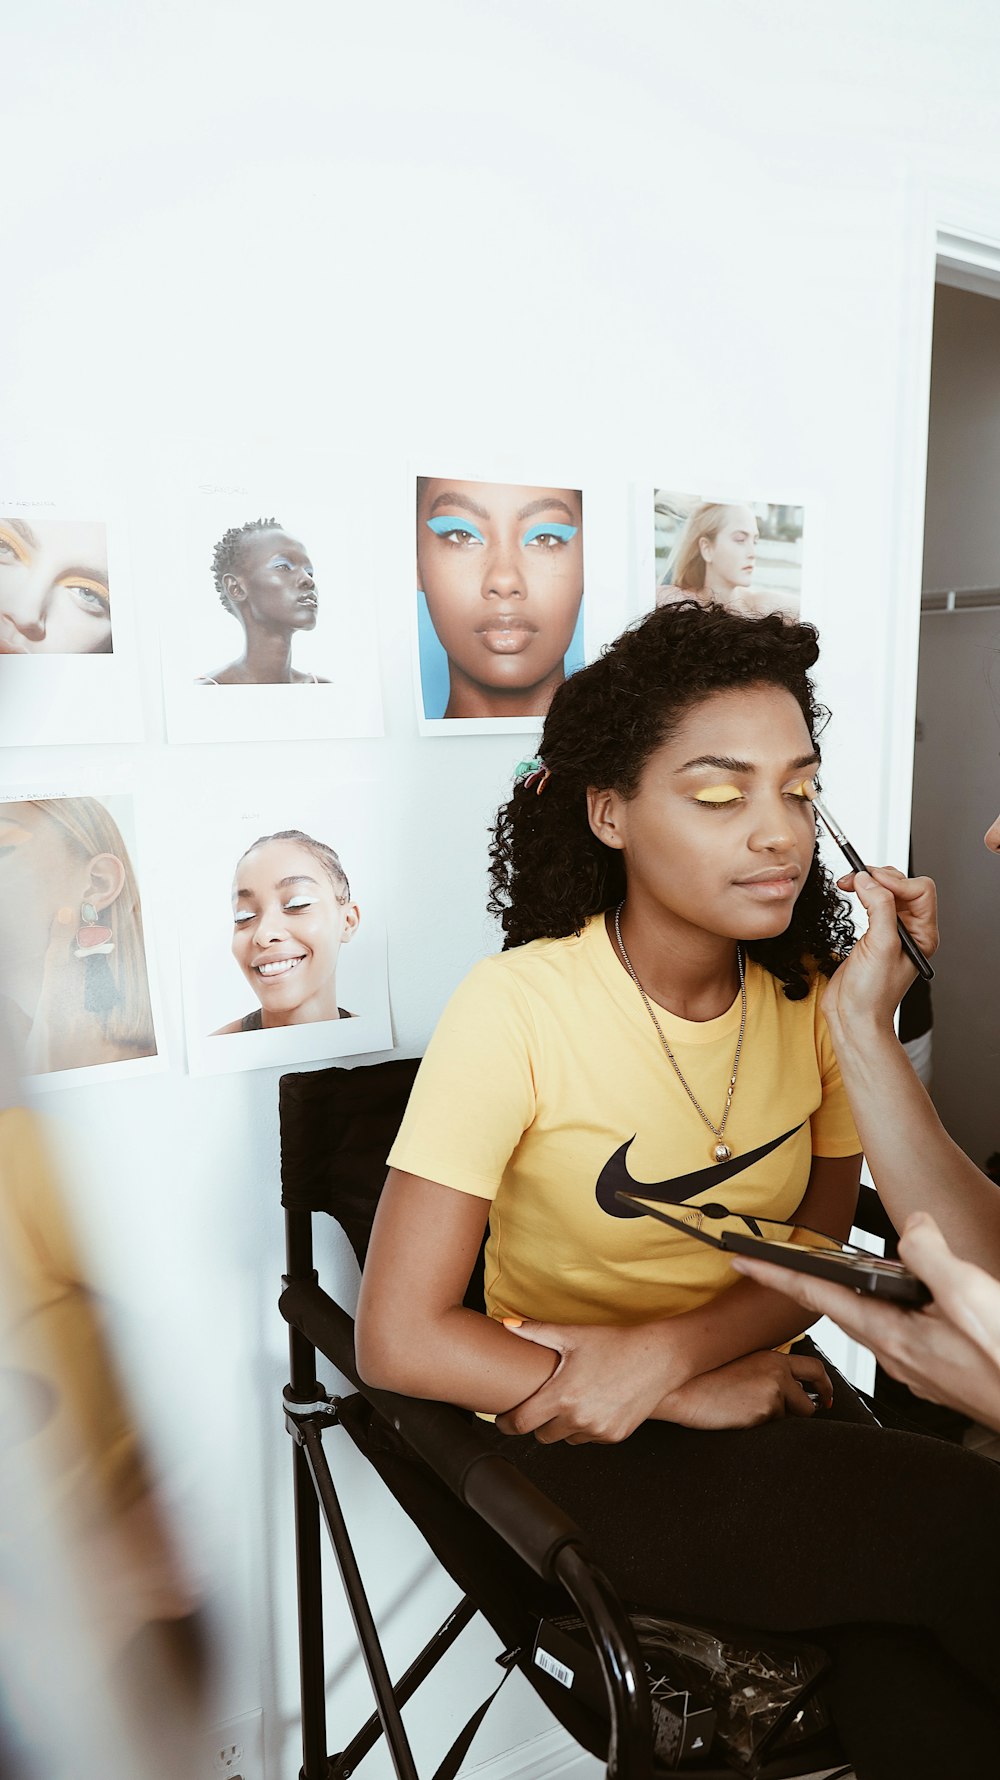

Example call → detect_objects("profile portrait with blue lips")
416 476 584 720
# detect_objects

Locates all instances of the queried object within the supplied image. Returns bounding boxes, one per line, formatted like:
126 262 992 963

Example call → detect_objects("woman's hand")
730 1216 1000 1432
494 1318 684 1445
655 1349 833 1429
823 866 938 1033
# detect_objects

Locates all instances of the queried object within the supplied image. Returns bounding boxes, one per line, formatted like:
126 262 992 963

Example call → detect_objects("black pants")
492 1347 1000 1780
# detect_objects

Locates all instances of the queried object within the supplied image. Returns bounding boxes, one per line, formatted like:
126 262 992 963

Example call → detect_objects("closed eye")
284 896 314 910
692 786 743 806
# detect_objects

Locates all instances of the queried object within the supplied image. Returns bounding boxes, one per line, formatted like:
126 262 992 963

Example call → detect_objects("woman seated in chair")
357 600 1000 1780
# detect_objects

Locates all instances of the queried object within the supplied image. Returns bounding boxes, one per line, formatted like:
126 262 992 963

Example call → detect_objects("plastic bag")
552 1611 831 1775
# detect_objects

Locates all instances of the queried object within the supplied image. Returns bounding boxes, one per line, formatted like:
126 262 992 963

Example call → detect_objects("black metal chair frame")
278 1059 864 1780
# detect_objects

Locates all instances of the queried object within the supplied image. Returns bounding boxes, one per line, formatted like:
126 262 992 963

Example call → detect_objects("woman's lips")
476 616 538 655
255 955 306 977
734 869 800 901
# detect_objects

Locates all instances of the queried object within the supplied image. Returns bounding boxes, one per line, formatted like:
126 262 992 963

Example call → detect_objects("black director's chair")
278 1057 855 1780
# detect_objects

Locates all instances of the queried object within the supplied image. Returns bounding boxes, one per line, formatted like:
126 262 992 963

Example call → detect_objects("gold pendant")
713 1142 733 1164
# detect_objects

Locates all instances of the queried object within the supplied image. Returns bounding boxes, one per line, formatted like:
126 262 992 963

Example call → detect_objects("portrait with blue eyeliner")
416 476 585 721
197 517 330 686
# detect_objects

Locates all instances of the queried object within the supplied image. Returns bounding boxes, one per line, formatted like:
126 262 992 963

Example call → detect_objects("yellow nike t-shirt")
388 915 860 1326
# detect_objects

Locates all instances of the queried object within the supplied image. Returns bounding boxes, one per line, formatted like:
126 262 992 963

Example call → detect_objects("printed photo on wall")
0 503 144 745
178 783 392 1076
647 490 804 622
160 492 384 744
414 473 585 734
0 791 163 1088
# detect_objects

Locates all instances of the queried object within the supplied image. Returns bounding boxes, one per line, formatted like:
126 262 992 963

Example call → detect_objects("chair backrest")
279 1056 487 1312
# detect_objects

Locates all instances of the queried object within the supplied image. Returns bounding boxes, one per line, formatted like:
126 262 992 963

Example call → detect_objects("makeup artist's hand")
824 866 938 1031
495 1318 685 1445
731 1215 1000 1431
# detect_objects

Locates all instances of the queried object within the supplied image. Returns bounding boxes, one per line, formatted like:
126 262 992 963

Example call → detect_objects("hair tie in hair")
514 757 552 795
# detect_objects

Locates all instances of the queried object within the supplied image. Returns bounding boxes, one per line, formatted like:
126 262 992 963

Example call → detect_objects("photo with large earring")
0 792 161 1082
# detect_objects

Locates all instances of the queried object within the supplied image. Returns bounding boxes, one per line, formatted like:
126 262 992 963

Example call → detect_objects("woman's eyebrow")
3 517 38 549
516 497 576 521
276 875 321 889
428 491 490 520
677 751 821 775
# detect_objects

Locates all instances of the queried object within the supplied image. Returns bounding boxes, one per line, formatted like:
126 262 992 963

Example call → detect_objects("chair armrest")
279 1277 582 1579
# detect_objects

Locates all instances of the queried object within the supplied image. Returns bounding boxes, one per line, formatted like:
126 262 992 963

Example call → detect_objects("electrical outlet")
208 1709 264 1780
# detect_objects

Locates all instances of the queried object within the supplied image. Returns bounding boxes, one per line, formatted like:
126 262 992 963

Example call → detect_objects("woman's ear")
698 535 713 564
587 788 626 850
222 570 247 607
340 901 361 943
84 853 127 913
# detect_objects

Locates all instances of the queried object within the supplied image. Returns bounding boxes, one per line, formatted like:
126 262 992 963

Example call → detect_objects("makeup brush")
805 784 935 982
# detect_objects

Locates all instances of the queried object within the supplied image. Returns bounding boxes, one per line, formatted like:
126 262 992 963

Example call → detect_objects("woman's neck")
259 979 342 1028
608 898 741 1022
240 625 296 683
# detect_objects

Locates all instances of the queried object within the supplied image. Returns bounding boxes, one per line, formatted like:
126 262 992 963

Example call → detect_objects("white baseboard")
459 1724 600 1779
458 1725 852 1780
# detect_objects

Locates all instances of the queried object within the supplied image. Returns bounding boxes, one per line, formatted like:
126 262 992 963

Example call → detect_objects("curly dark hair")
488 600 854 1000
211 517 282 615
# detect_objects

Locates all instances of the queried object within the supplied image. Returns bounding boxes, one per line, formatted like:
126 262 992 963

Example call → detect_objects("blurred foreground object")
0 1094 205 1778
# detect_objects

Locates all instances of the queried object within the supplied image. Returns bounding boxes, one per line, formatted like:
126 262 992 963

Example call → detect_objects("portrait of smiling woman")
416 476 584 720
213 829 359 1034
198 517 330 686
0 518 112 654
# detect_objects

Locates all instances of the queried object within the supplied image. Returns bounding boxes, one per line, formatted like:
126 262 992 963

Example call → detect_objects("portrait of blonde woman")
0 798 156 1074
654 493 803 621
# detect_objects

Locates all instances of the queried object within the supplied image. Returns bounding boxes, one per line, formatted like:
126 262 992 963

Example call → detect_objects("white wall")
5 3 1000 1776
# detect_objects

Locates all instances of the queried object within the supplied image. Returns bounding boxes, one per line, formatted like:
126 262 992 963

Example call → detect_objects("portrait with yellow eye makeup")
0 794 158 1080
415 475 585 726
649 489 804 622
179 789 392 1076
0 518 111 654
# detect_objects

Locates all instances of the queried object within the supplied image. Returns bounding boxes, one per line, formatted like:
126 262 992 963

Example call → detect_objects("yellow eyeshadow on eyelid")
60 575 110 603
0 525 29 565
692 785 743 804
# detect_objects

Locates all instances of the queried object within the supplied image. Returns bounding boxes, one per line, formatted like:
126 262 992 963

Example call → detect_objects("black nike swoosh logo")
595 1122 805 1219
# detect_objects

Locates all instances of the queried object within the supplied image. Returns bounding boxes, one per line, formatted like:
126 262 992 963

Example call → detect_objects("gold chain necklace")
613 902 747 1163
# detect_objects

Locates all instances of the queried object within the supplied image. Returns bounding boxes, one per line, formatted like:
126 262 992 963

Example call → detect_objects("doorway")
912 269 1000 1173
